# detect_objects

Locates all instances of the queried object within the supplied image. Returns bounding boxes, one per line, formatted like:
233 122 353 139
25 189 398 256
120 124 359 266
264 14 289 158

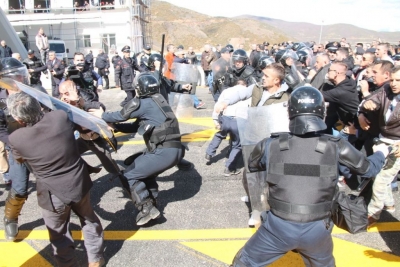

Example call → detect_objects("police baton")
158 34 165 84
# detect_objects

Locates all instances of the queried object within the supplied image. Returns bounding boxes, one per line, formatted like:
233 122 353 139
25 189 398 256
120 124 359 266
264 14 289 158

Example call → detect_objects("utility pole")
319 20 324 44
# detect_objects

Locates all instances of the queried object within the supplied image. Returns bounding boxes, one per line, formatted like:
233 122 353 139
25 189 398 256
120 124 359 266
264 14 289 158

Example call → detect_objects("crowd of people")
0 32 400 266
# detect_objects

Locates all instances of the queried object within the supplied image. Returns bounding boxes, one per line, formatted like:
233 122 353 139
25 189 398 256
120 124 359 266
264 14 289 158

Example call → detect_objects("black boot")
4 189 27 241
130 182 160 226
135 199 160 226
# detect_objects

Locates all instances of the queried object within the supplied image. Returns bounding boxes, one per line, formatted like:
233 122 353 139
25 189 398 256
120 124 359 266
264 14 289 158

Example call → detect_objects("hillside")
151 1 292 51
150 1 400 51
236 15 400 44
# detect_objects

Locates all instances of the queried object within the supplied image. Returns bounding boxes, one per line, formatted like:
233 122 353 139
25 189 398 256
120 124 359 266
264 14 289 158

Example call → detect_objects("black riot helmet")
292 42 306 51
296 50 308 65
147 53 162 69
258 56 275 70
225 44 234 53
135 73 159 97
393 54 400 61
288 86 326 134
0 57 30 85
275 49 299 67
231 49 248 71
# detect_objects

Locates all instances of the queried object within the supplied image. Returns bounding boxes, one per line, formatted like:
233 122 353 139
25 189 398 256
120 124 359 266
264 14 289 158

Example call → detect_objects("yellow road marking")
1 223 400 241
0 241 52 266
181 237 400 266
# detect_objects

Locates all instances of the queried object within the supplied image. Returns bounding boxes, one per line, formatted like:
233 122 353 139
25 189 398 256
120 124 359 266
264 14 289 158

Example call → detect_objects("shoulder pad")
120 98 140 119
242 66 255 77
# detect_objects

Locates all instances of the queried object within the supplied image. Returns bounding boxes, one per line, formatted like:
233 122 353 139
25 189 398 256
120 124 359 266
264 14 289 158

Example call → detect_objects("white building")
2 0 152 58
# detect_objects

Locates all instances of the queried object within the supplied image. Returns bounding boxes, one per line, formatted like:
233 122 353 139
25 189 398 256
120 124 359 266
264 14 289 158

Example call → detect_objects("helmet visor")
0 65 30 85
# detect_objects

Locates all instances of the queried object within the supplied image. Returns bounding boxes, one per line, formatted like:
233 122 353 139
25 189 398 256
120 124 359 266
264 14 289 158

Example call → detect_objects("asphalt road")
0 86 399 267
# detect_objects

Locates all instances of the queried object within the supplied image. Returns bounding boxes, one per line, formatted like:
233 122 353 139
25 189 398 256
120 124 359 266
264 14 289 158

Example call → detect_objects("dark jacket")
359 83 400 140
85 52 94 70
0 45 13 58
23 56 47 84
321 77 359 125
185 52 197 65
95 52 110 69
46 57 65 85
201 50 216 71
115 57 140 91
311 64 330 91
112 54 121 68
9 110 92 211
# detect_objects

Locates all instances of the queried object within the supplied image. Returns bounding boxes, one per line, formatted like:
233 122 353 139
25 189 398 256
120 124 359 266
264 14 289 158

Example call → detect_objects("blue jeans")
206 71 213 92
7 146 30 195
191 95 200 107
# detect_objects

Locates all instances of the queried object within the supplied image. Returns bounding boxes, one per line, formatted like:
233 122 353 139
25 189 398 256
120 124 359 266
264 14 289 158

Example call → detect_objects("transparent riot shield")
237 105 290 226
0 78 113 139
212 57 229 81
171 63 199 83
168 92 194 119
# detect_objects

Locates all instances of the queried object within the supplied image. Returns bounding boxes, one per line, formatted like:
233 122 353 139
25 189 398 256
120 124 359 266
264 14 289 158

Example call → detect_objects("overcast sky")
160 0 400 32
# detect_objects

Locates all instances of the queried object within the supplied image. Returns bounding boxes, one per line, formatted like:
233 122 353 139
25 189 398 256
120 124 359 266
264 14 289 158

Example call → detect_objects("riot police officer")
275 49 305 92
23 49 47 86
296 50 311 78
91 73 184 226
63 52 103 102
137 45 152 71
225 49 257 87
231 86 389 267
115 45 141 106
255 56 274 82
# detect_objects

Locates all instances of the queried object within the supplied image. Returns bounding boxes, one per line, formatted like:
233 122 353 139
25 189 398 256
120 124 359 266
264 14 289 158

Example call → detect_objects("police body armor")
68 68 98 102
226 66 255 87
265 133 338 223
140 94 181 152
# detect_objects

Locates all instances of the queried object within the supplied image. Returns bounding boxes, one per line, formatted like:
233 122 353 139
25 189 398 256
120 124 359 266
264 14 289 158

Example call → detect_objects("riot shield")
237 105 290 226
168 92 194 119
171 63 199 83
0 78 113 139
212 57 229 80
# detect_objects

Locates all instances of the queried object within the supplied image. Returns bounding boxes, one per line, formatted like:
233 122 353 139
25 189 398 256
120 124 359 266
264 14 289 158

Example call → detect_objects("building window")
84 35 91 47
102 34 116 54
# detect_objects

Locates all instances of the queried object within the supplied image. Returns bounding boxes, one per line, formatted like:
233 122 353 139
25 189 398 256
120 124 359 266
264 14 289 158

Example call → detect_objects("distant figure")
35 28 49 64
0 40 13 58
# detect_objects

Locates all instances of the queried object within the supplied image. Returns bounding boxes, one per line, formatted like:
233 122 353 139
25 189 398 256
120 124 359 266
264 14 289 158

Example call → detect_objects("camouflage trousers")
368 153 400 220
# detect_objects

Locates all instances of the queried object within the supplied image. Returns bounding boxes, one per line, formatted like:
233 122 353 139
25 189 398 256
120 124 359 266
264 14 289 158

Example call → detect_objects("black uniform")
232 86 387 267
85 52 94 71
115 56 140 106
225 65 256 88
101 93 184 225
112 54 122 87
95 52 110 89
23 56 47 85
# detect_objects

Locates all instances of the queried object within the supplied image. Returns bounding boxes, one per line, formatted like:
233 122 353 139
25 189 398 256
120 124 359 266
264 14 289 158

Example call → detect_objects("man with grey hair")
7 92 105 267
